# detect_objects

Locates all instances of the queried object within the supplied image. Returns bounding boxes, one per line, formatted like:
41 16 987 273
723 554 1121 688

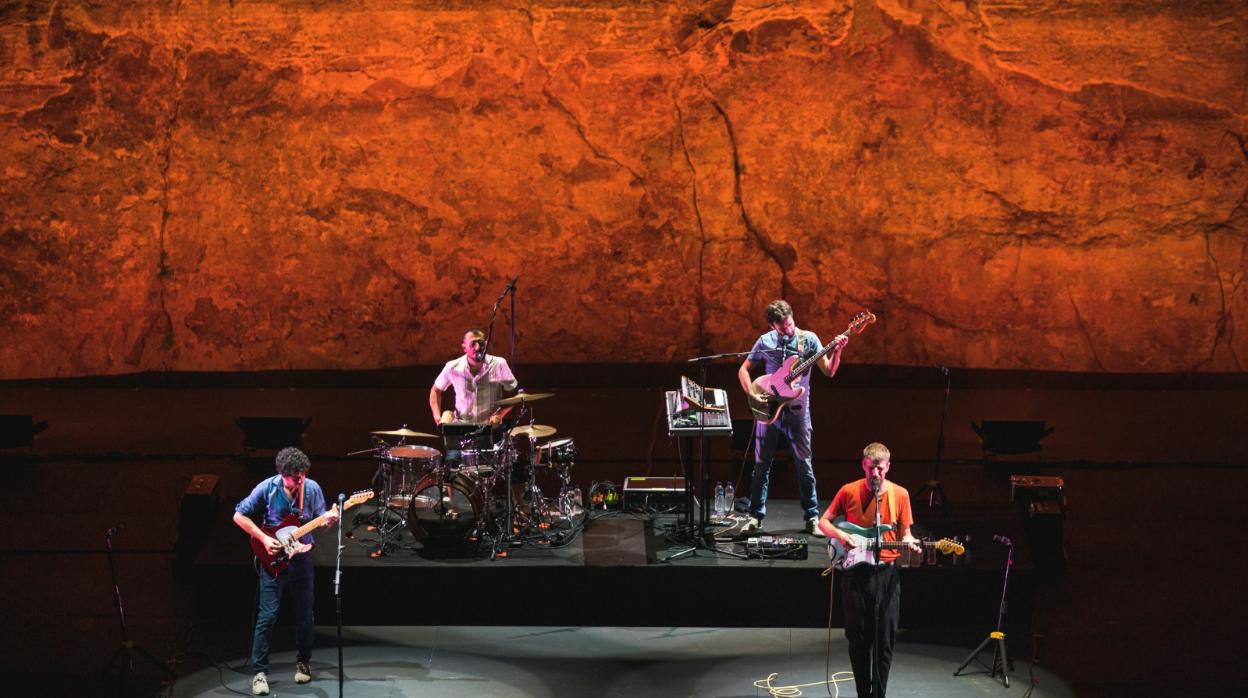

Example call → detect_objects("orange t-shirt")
824 479 914 563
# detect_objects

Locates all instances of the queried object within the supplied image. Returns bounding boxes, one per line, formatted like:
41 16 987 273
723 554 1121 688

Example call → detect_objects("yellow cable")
752 556 857 697
752 671 856 697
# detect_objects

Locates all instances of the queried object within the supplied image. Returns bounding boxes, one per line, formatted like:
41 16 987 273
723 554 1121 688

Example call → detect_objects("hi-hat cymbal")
371 427 438 438
510 424 557 439
495 391 555 406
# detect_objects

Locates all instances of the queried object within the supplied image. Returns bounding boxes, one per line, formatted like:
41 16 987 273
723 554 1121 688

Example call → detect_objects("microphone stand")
870 478 884 698
334 493 346 697
103 525 176 696
482 276 518 369
916 366 953 515
956 536 1014 687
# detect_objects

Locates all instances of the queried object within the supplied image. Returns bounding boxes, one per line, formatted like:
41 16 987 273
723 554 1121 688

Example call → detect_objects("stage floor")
171 625 1074 697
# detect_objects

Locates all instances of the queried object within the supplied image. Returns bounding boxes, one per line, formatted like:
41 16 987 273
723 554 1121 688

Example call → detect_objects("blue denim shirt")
235 474 328 545
748 329 824 405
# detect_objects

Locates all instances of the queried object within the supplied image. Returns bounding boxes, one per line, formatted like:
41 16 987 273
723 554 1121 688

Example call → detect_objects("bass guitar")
251 489 374 577
747 311 876 424
826 519 964 570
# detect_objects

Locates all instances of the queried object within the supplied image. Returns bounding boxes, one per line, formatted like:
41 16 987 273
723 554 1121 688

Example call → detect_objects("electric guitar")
251 489 374 577
747 311 876 424
826 519 964 570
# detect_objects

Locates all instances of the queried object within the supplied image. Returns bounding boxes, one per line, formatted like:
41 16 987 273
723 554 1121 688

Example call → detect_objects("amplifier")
622 476 686 511
745 535 808 560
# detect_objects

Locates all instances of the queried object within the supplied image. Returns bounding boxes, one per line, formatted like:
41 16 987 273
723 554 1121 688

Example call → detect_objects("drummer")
429 328 519 460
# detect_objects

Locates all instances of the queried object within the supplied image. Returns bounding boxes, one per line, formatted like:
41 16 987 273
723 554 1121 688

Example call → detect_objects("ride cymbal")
495 391 555 406
510 424 557 439
369 427 439 437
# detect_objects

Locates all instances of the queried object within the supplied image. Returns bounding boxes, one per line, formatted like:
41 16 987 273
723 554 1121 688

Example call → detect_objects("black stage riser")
194 562 1035 637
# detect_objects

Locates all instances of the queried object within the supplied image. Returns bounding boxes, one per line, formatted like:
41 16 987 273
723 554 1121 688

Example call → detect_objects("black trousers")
842 563 901 698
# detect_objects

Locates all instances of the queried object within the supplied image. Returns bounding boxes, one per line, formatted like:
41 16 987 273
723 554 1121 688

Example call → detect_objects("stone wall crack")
156 45 186 364
520 5 642 183
706 90 791 298
675 101 708 352
1067 288 1108 372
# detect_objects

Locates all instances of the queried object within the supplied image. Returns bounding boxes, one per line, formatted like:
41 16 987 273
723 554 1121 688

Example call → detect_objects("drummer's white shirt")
433 354 518 423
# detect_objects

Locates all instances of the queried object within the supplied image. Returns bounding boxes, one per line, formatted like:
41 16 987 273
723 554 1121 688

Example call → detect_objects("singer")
428 327 519 428
818 442 921 698
233 447 339 696
737 299 848 536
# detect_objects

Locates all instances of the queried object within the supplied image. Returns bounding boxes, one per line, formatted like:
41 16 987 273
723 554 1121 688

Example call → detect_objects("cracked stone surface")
1 0 1245 378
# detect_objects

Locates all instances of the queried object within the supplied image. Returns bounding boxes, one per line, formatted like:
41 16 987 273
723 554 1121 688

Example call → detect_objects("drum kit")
356 391 584 557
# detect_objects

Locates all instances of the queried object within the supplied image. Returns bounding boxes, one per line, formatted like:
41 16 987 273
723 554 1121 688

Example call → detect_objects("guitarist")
818 442 921 698
737 299 848 535
233 447 339 696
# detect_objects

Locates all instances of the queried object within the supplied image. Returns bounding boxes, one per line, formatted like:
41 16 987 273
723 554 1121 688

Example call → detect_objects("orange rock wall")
1 0 1245 377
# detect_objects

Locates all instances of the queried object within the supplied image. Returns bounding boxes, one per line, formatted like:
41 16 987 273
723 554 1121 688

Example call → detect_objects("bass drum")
407 471 486 541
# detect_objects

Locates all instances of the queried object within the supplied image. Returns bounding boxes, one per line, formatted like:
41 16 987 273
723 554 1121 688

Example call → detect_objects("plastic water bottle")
714 482 726 519
724 482 735 515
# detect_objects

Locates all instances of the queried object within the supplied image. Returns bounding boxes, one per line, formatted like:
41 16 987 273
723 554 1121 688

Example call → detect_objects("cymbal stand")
490 401 534 558
359 443 410 558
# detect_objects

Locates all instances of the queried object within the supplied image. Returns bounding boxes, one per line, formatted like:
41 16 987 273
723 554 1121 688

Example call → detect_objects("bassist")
737 299 848 535
233 447 339 695
818 442 921 698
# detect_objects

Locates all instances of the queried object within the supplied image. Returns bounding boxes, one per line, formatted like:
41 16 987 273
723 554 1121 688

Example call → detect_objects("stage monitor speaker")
235 416 310 452
176 474 220 560
0 414 49 449
973 420 1055 458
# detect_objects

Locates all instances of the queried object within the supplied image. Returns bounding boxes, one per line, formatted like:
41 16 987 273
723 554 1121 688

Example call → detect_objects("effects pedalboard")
744 535 809 560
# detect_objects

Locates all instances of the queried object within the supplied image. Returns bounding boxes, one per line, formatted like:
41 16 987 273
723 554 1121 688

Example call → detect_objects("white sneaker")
295 660 312 684
807 517 827 538
745 517 761 532
251 672 269 696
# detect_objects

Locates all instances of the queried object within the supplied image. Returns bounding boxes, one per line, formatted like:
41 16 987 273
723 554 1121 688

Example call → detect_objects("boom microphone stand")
869 477 885 698
102 525 176 696
956 534 1014 687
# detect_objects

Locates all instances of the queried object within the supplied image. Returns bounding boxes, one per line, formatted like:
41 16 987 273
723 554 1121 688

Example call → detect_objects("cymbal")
371 428 438 438
495 391 555 406
510 424 557 439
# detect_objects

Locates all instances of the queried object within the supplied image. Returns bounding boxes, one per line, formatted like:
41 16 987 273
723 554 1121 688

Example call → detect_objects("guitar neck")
784 333 846 383
287 498 359 540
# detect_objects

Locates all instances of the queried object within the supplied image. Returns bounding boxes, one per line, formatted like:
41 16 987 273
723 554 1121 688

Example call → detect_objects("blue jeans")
250 553 315 672
749 403 817 520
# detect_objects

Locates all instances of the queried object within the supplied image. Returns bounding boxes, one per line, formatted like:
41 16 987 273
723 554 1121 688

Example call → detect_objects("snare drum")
379 445 441 507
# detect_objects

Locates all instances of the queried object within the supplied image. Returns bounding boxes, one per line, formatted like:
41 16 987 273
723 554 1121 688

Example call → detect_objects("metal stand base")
955 630 1011 688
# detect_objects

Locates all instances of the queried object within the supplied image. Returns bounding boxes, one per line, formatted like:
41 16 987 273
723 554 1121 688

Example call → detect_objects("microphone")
338 492 346 504
993 534 1012 546
507 276 519 290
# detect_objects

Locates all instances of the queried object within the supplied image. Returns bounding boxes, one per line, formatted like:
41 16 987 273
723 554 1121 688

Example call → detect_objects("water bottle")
724 482 735 515
924 534 937 566
950 536 961 566
962 534 972 566
714 482 726 519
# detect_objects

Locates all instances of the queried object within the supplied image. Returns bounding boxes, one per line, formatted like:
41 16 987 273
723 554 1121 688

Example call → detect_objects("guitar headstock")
846 310 877 335
343 488 375 511
934 537 965 556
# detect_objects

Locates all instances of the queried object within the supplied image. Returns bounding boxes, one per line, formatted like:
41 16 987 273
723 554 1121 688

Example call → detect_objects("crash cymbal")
495 391 555 406
370 427 438 438
510 424 557 439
